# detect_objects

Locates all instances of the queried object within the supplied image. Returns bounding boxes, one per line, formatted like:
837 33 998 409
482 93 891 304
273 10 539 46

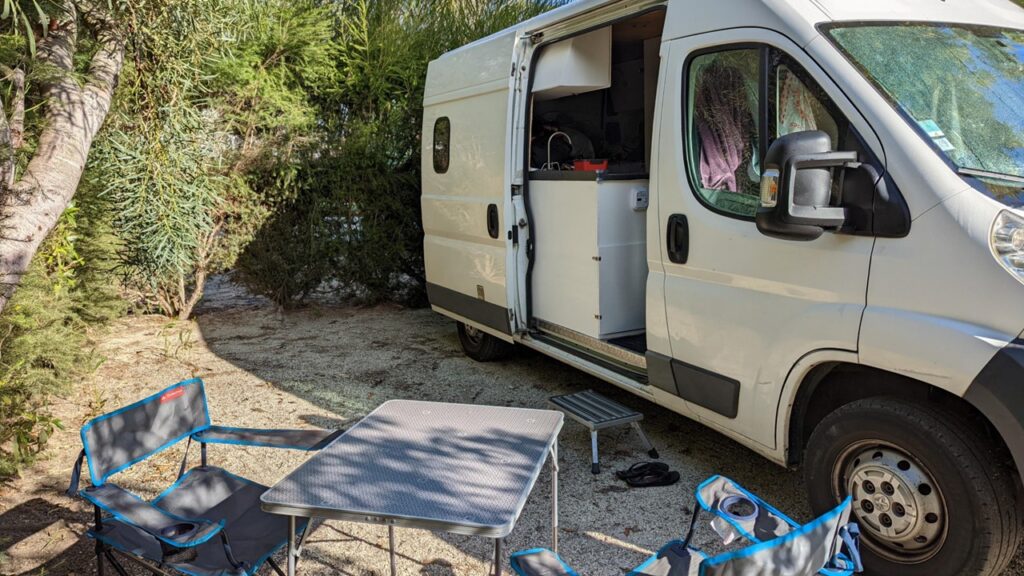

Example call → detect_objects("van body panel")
422 33 517 330
645 40 672 363
662 0 826 45
813 0 1024 28
656 28 874 449
424 30 516 103
860 191 1024 395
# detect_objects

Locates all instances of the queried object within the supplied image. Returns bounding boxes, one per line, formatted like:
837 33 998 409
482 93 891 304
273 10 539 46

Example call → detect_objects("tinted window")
433 117 450 174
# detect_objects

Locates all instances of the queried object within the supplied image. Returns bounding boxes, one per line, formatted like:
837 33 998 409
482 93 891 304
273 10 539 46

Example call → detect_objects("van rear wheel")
456 322 510 361
804 397 1022 576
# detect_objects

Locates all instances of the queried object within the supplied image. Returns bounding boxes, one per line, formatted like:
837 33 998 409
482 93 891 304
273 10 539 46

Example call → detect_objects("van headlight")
990 210 1024 283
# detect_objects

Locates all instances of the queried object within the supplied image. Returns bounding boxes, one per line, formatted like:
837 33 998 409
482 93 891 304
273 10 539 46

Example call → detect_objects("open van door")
421 32 520 338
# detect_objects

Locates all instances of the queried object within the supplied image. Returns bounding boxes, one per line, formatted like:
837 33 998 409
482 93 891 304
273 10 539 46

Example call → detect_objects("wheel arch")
783 360 1020 489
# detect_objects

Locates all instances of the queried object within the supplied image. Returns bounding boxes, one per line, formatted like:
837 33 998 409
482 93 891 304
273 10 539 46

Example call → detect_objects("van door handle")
486 204 499 239
666 214 689 264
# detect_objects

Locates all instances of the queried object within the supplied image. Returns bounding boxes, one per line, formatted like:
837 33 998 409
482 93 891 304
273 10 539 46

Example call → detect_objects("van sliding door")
421 31 519 338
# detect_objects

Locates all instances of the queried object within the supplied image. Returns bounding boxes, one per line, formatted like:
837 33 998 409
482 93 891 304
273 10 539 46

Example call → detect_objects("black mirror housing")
756 131 856 241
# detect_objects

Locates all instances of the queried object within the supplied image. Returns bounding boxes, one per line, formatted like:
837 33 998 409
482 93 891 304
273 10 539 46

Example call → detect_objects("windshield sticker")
918 119 945 138
934 137 956 152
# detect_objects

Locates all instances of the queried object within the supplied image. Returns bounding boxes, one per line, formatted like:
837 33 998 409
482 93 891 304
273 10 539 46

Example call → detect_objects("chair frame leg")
94 505 106 576
106 548 175 576
590 430 600 474
104 550 131 576
267 557 287 576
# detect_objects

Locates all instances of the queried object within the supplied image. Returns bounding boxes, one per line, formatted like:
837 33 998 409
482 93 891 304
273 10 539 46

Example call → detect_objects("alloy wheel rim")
832 440 948 563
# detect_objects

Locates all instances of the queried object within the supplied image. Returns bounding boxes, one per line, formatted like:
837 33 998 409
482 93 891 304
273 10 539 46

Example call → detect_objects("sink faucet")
544 131 573 170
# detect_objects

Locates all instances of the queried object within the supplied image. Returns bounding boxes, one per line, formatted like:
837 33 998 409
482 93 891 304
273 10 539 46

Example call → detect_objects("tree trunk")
0 2 124 315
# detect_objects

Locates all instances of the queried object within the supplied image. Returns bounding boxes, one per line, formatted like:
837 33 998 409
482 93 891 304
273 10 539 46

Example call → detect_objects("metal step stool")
548 389 659 474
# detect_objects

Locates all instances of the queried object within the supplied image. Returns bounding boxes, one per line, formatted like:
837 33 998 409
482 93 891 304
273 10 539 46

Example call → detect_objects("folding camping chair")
511 475 863 576
67 377 342 576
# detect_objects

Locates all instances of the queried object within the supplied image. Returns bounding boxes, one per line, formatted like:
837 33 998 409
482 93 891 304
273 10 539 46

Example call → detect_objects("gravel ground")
2 283 1022 575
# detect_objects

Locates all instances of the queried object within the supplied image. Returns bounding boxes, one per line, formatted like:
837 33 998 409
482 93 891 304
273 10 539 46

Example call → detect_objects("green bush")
234 176 340 306
92 0 340 319
0 185 122 478
235 0 559 307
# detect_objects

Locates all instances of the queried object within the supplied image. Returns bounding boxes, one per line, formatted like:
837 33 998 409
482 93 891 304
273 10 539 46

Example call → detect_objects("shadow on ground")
191 301 809 574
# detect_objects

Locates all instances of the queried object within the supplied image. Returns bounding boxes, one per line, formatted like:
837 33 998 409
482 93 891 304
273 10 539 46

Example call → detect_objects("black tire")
456 321 511 361
804 397 1022 576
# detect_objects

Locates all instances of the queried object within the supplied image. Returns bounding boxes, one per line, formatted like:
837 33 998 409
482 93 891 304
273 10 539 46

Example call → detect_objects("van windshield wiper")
957 167 1024 185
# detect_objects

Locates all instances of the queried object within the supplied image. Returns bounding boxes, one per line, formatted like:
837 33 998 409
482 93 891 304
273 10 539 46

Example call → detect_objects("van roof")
436 0 1024 62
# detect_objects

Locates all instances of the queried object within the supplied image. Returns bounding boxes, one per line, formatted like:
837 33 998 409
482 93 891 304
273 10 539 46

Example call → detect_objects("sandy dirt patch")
2 287 1022 574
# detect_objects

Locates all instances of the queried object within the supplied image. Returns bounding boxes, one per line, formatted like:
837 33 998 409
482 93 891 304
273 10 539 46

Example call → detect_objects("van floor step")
607 333 646 354
530 332 648 383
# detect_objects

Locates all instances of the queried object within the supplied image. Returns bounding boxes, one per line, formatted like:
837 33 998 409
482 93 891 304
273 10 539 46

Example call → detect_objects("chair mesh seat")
90 467 303 576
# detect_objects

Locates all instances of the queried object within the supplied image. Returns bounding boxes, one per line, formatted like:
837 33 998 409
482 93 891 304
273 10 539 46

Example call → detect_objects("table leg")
494 538 503 576
287 516 296 576
550 439 559 553
389 525 397 576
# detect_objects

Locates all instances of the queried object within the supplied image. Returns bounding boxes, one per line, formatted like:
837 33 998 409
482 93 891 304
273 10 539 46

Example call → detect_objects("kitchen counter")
529 169 650 182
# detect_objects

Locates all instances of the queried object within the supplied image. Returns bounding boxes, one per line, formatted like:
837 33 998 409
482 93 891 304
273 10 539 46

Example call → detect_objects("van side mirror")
755 131 858 241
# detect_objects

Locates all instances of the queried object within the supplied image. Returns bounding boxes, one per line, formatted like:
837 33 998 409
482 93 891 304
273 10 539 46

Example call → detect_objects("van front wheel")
456 322 510 361
805 397 1021 576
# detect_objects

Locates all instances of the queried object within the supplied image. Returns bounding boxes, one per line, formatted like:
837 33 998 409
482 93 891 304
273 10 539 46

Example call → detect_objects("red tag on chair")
160 387 186 403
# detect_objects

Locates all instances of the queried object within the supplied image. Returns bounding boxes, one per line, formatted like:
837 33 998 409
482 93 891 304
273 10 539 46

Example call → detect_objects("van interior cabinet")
531 173 648 340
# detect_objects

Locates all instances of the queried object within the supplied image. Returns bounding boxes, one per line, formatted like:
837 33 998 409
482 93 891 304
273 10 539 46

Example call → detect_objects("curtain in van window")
692 53 759 195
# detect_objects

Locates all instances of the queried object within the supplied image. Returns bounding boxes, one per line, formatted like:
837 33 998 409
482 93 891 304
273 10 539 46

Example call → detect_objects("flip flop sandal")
626 469 680 488
615 461 669 481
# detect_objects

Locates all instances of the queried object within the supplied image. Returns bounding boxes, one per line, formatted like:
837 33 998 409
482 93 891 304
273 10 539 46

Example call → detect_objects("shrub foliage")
236 0 559 306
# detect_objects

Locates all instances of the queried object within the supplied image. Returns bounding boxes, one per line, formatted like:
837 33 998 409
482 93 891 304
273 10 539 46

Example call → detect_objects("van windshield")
827 22 1024 206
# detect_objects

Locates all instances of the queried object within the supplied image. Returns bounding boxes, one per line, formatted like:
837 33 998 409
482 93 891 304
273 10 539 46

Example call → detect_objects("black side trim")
646 351 679 396
426 283 511 335
964 338 1024 477
647 351 740 418
672 359 740 418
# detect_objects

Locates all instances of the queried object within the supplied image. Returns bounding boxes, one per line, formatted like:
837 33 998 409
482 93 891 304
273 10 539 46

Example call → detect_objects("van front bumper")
964 337 1024 477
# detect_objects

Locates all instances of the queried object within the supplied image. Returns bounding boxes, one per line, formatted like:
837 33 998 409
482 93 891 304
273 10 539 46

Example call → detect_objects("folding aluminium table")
260 400 564 576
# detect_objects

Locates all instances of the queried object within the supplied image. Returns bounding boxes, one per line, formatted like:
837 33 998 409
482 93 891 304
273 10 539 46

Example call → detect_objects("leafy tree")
94 0 339 318
0 0 124 316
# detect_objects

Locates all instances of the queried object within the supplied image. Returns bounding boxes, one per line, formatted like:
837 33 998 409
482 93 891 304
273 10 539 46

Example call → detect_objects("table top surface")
260 400 563 536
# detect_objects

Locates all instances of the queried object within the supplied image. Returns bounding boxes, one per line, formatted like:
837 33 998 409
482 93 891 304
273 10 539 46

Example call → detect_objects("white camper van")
420 0 1024 573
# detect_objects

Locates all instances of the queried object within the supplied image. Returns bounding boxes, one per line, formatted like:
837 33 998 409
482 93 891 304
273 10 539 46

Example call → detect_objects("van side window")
772 63 840 150
433 117 451 174
684 47 846 219
686 49 762 217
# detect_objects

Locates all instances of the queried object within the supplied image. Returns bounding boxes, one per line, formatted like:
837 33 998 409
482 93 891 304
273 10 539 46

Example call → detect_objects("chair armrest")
191 425 341 450
79 483 224 548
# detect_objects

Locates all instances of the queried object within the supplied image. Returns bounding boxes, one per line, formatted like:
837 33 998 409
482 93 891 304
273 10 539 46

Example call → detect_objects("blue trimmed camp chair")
67 378 341 576
511 475 862 576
